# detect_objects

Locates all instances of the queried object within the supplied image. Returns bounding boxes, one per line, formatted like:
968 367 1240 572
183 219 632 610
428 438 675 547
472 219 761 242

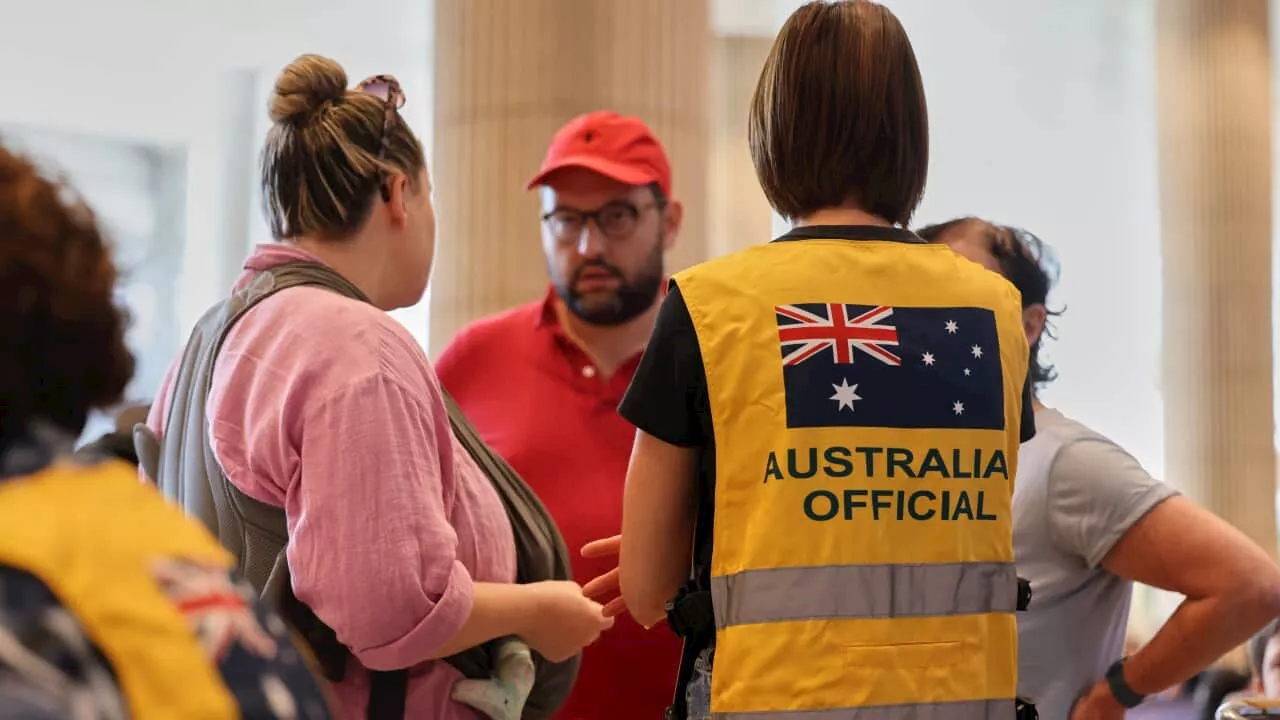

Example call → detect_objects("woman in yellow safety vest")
0 141 335 718
585 2 1037 718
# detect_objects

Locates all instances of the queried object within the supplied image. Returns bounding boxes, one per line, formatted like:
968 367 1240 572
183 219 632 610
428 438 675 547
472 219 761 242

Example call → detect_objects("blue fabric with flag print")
776 303 1006 431
0 428 335 720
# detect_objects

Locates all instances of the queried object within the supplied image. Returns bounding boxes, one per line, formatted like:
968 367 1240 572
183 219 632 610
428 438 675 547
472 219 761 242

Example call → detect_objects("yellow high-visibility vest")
675 228 1029 719
0 460 242 718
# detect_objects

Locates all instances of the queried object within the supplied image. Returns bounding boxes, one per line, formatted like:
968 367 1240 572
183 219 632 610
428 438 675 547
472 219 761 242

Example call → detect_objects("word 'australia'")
764 446 1008 483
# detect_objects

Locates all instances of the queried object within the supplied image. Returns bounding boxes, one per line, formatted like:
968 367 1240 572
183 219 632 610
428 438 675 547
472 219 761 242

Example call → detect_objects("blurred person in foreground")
923 217 1280 720
435 111 684 720
586 2 1038 718
145 54 609 719
1248 620 1280 697
0 143 335 717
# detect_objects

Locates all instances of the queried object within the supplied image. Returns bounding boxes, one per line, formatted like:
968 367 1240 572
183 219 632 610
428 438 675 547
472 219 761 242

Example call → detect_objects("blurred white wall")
0 0 431 144
890 0 1166 482
0 0 435 400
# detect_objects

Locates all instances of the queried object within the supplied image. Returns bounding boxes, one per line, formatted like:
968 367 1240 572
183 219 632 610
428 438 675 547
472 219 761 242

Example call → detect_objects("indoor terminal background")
0 1 1275 712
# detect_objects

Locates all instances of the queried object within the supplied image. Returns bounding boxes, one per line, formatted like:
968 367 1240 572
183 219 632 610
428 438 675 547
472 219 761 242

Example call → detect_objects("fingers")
602 597 627 618
580 534 622 558
581 567 619 598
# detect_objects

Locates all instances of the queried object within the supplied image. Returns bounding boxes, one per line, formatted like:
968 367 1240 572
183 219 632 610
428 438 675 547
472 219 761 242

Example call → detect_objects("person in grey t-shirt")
921 217 1280 720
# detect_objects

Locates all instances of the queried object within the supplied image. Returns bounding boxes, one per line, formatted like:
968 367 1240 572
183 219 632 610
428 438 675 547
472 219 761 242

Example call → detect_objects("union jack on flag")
775 303 902 367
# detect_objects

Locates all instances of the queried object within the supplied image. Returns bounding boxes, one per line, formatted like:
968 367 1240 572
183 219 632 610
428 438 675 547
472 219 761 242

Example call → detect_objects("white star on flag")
830 378 862 412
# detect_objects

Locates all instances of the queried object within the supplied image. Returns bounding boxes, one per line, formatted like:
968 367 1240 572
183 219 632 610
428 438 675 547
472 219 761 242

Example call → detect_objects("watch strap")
1105 658 1145 709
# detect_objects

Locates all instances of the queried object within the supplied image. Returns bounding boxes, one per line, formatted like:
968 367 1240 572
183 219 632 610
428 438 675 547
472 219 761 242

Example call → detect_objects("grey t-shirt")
1015 408 1179 719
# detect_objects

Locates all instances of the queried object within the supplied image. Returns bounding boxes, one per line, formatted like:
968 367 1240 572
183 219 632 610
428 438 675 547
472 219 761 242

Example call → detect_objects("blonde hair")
260 54 425 241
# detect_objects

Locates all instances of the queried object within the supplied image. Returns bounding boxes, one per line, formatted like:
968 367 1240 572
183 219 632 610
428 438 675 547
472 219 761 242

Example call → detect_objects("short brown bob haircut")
749 0 929 226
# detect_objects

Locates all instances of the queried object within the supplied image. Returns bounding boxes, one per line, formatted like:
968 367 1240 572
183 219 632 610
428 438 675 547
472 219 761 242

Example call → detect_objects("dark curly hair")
0 144 134 451
917 216 1063 388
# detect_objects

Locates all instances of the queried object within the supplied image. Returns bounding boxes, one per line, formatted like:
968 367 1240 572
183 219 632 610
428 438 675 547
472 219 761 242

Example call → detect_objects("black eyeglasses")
541 201 663 245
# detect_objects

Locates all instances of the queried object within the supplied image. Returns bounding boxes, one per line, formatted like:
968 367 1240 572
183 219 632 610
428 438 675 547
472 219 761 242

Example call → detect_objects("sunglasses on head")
355 74 406 199
355 74 405 157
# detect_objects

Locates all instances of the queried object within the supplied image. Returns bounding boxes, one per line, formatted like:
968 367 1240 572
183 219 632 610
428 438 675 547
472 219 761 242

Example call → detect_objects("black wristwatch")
1105 658 1146 709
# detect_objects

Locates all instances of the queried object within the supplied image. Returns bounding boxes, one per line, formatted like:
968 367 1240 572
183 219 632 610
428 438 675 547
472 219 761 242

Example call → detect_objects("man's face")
539 167 679 326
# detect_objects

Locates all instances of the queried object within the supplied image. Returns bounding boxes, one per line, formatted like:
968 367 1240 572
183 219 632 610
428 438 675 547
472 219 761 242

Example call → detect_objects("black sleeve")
618 283 710 448
1019 370 1036 443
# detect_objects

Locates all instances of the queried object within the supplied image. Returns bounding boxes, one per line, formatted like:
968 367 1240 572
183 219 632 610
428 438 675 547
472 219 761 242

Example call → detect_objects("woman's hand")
520 581 614 662
1069 681 1125 720
581 535 628 619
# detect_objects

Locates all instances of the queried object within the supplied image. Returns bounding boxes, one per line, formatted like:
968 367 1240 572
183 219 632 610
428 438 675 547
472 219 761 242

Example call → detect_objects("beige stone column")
429 0 711 355
709 35 774 257
1156 0 1277 553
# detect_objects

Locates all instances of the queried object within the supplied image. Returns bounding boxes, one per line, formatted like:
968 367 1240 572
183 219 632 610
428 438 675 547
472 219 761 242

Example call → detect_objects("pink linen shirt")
148 244 516 720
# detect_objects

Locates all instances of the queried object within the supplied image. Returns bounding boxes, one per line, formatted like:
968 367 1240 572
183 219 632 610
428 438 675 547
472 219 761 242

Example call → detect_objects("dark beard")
555 242 664 326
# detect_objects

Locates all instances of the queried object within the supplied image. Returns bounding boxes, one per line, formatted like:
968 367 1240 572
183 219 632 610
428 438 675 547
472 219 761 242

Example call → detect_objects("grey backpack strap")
144 259 575 718
145 261 366 586
442 394 580 718
141 261 408 719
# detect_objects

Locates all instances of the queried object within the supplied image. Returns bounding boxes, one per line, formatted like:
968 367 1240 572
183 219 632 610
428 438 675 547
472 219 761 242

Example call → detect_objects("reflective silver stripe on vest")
711 562 1016 629
712 698 1014 720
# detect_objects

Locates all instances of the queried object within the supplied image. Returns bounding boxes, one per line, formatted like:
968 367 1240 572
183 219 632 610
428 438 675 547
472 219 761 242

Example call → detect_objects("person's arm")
615 284 708 628
620 432 700 627
1100 496 1280 694
287 373 511 669
1046 436 1280 711
426 583 535 657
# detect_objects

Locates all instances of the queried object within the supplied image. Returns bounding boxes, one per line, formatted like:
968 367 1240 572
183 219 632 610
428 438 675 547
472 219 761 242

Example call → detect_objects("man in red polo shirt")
435 111 685 720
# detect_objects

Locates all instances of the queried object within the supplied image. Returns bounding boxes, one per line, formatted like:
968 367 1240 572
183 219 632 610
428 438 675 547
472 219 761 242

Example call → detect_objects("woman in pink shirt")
148 54 611 719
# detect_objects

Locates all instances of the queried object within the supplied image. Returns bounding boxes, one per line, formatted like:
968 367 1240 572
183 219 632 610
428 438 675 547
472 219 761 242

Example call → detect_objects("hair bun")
269 54 349 124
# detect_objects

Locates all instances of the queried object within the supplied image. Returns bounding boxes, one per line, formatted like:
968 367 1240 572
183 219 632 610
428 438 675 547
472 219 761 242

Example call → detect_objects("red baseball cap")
526 111 672 197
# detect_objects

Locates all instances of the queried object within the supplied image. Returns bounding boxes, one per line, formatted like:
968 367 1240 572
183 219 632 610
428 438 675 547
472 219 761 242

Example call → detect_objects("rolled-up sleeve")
286 372 473 671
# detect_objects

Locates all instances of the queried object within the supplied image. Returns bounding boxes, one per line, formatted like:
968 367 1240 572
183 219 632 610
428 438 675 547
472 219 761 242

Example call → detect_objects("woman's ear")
1022 304 1047 346
384 174 410 227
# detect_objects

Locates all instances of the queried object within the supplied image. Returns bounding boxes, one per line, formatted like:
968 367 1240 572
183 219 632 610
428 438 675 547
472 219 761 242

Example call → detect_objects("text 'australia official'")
763 445 1009 523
